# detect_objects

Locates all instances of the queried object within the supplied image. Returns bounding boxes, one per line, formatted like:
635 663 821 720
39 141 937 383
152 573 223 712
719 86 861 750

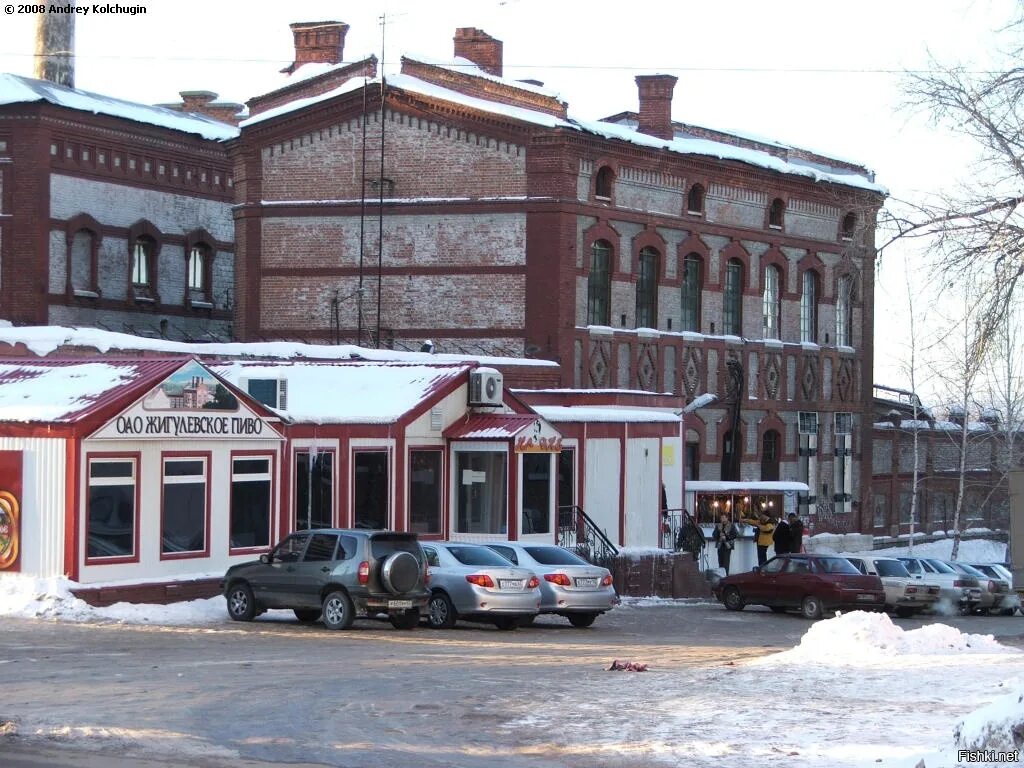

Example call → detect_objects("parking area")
2 601 1024 768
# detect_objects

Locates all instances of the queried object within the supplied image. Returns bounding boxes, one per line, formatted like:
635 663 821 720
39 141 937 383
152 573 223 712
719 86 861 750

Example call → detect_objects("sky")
1 536 1022 767
0 0 1018 404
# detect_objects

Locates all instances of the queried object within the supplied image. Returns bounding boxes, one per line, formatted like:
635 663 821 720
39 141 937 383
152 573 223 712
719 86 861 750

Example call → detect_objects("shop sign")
0 450 22 572
514 419 563 453
90 360 281 441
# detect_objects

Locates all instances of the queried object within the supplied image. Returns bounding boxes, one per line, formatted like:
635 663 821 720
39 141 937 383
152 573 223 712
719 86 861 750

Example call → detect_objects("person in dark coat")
772 513 791 556
789 513 804 554
711 513 739 574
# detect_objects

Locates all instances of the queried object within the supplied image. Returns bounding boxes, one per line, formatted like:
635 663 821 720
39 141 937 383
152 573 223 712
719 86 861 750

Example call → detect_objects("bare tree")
883 8 1024 338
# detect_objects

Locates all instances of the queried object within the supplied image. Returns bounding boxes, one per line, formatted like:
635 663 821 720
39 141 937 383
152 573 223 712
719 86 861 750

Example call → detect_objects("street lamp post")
680 393 718 522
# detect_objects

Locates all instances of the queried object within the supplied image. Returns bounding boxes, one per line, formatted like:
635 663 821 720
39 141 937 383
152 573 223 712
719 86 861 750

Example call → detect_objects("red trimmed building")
231 22 886 532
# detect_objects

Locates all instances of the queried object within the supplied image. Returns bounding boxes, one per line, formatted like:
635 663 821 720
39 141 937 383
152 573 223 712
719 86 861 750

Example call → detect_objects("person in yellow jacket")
741 513 776 567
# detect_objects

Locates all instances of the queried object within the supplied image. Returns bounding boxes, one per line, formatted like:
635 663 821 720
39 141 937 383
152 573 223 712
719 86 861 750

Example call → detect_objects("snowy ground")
2 542 1023 767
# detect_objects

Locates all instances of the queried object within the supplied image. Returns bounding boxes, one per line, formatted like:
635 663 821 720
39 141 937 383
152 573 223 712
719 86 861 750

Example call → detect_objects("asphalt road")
2 603 1022 768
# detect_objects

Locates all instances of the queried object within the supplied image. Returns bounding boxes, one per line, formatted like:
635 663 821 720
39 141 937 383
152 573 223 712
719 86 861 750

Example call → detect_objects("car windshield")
956 563 987 578
874 560 910 577
447 545 512 567
523 546 588 566
815 557 861 574
900 558 922 574
925 559 957 574
845 558 867 574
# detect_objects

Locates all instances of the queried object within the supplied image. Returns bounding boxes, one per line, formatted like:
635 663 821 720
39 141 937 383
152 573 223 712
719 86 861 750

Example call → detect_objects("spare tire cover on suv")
381 551 420 595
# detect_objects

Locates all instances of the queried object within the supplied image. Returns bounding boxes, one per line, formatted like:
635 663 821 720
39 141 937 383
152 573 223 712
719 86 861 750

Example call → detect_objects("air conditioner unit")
468 368 503 407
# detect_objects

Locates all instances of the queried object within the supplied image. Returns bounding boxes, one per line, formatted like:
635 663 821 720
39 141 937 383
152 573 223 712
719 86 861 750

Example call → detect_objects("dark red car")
713 554 886 619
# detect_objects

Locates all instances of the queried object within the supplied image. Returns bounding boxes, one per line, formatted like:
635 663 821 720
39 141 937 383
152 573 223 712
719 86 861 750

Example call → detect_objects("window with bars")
834 412 853 434
762 264 781 339
724 259 743 335
801 270 818 343
635 247 659 328
680 254 702 332
587 240 612 326
686 183 705 214
798 412 819 434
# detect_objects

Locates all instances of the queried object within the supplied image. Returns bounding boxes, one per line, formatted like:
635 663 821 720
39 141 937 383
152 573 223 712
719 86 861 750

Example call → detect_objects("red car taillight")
527 576 540 589
465 574 495 588
544 573 571 586
988 580 996 593
601 574 613 587
953 579 968 588
358 561 370 584
906 585 918 594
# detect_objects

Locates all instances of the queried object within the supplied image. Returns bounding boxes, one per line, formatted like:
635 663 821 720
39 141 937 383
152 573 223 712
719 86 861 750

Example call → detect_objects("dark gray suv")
222 529 430 630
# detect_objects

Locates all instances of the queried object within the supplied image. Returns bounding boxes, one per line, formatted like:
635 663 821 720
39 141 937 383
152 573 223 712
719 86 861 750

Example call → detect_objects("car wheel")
976 607 990 616
567 612 598 628
894 606 917 619
427 593 457 629
294 609 321 623
389 609 420 630
722 586 745 611
494 616 520 631
322 590 355 630
800 595 823 620
226 583 256 622
769 606 787 614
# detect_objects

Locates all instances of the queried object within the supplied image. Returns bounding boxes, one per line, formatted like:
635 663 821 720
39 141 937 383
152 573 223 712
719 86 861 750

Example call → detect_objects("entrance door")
353 451 389 530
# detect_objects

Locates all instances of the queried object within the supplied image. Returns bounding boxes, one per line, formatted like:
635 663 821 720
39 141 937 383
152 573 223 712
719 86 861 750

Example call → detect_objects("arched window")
841 212 857 240
723 259 744 336
70 229 96 293
687 183 705 215
132 237 154 290
635 247 659 328
768 197 785 229
836 274 854 346
801 270 818 343
595 166 614 199
761 430 780 481
762 264 781 340
188 245 208 292
680 253 702 332
587 240 612 325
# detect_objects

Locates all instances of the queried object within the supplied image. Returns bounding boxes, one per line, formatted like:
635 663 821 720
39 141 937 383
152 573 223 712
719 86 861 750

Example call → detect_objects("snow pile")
872 538 1007 564
772 611 1011 665
955 682 1024 756
0 574 227 625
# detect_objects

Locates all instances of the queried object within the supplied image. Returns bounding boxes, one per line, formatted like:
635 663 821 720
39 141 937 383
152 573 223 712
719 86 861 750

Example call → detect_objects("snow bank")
765 611 1012 666
871 538 1007 564
955 682 1024 756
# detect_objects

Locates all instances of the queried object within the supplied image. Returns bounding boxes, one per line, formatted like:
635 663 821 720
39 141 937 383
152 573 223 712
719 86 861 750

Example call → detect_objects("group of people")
711 510 805 574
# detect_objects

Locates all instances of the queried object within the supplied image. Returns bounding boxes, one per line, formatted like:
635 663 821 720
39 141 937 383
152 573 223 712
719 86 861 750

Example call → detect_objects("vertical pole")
376 15 386 349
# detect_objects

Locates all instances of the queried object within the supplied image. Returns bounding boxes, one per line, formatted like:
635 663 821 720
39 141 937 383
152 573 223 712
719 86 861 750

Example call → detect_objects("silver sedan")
421 542 541 630
484 543 618 627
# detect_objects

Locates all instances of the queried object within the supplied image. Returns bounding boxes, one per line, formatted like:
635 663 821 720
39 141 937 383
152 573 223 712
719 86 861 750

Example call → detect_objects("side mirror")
752 566 761 574
260 553 272 565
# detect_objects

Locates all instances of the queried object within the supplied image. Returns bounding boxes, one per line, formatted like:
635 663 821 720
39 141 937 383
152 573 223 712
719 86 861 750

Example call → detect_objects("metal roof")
443 413 543 440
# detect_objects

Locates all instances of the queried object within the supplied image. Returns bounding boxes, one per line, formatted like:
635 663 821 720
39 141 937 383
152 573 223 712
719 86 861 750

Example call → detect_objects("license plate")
576 578 598 588
499 579 524 590
388 600 413 609
856 593 875 601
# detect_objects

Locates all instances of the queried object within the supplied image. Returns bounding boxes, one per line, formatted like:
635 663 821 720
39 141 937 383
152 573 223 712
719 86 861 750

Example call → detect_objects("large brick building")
231 23 886 530
0 73 238 341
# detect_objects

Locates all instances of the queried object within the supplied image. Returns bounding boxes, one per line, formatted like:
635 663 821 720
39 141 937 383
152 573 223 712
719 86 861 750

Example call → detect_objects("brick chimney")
453 28 503 77
635 74 678 140
282 20 349 74
34 11 75 88
161 91 244 125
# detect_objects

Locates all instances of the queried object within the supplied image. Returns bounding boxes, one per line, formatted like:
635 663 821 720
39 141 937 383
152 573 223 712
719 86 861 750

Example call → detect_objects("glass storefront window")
455 451 507 534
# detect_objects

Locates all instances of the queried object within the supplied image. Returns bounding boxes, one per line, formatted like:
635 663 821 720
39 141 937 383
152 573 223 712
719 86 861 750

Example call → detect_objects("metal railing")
557 505 618 568
661 508 707 559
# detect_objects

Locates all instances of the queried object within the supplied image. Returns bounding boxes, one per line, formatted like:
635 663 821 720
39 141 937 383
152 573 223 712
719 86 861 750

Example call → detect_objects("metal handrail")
557 504 618 567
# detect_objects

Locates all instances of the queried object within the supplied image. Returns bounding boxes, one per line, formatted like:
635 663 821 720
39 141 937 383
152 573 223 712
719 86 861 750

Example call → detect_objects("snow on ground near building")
1 576 1022 767
872 538 1007 564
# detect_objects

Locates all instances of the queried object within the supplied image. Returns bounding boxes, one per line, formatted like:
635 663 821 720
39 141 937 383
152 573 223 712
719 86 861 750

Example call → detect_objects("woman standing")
712 513 739 575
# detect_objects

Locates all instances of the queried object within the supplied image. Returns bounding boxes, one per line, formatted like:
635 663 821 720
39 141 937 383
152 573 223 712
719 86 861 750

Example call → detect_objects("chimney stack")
453 28 503 77
282 20 349 74
635 74 677 140
34 11 75 88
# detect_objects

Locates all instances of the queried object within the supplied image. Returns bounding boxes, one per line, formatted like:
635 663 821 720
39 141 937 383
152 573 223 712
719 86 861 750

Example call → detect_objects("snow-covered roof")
874 419 994 432
0 73 239 141
443 413 546 440
212 360 470 424
0 359 180 423
531 405 681 424
239 70 883 193
0 325 557 369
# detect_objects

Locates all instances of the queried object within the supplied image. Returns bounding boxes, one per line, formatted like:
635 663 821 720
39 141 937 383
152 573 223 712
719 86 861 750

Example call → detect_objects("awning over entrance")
444 413 562 453
686 481 810 493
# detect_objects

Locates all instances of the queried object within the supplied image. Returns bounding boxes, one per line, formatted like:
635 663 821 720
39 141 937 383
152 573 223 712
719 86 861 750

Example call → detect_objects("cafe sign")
0 450 22 572
90 361 281 441
513 418 563 454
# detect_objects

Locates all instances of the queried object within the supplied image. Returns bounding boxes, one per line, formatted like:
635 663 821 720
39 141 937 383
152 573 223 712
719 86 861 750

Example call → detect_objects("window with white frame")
131 238 152 287
833 412 853 511
762 264 781 339
836 275 853 346
187 245 207 292
230 456 272 550
87 457 137 559
409 449 443 535
797 412 818 516
161 456 208 555
455 449 507 534
296 450 333 530
800 270 818 343
723 259 743 335
587 240 612 326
